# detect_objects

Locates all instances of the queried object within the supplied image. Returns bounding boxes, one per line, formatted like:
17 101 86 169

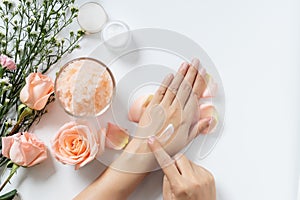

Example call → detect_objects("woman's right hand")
129 58 211 153
148 137 216 200
111 58 214 173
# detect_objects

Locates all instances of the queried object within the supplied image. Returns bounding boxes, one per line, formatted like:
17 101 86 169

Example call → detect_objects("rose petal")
1 133 18 158
97 128 106 157
199 104 217 119
202 74 218 98
199 104 218 134
20 75 32 103
33 92 54 110
202 117 218 134
128 94 153 123
105 123 129 150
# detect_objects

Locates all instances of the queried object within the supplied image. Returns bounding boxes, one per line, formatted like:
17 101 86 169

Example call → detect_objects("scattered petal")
199 104 218 134
105 123 129 150
202 74 218 98
128 94 153 123
202 117 218 134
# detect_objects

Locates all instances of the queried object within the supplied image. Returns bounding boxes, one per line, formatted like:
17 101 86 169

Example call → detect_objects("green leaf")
0 189 17 200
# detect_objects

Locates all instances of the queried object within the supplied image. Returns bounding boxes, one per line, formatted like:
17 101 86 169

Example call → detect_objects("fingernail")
202 117 211 124
167 73 173 79
208 117 215 125
199 67 206 77
191 58 200 69
148 136 156 144
179 62 188 72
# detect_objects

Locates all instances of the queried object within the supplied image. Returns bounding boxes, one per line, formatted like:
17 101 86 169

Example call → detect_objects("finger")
183 93 198 114
174 80 192 108
192 71 207 99
161 62 188 106
148 136 180 184
202 117 218 134
149 74 174 106
187 117 211 143
185 58 200 87
163 175 173 200
173 153 194 177
174 58 199 107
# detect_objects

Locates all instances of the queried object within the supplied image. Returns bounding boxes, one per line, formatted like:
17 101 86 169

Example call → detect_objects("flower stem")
0 163 19 192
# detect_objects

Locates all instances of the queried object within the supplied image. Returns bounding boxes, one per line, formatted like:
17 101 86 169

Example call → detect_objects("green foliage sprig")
0 0 85 198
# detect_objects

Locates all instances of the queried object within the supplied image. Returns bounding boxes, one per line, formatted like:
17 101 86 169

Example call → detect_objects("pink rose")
51 121 102 170
0 54 17 71
1 132 47 167
20 72 54 110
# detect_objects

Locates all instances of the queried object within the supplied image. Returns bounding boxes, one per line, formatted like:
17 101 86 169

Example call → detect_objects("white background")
3 0 300 200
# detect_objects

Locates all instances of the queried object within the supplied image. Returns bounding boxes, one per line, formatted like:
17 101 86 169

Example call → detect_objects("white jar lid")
77 2 108 34
101 20 131 49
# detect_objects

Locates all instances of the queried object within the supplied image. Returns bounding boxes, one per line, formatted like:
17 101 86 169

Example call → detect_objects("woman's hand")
148 137 216 200
111 59 212 173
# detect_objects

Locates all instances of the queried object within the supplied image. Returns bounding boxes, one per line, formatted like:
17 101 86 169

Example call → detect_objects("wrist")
110 138 158 173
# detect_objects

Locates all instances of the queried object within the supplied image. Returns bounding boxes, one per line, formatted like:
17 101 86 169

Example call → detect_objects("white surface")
3 0 300 200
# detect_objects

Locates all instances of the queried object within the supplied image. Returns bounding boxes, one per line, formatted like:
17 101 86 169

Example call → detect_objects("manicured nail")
191 58 200 69
199 67 206 77
148 136 156 144
167 73 173 79
202 117 211 125
208 117 214 125
179 62 189 72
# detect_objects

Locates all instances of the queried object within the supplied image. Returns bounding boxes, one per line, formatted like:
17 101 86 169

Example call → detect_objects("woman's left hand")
148 137 216 200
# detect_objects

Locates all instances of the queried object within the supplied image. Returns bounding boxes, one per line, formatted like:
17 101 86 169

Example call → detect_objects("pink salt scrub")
55 58 115 117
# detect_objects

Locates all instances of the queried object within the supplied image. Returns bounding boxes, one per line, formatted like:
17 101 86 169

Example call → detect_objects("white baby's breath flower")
6 118 17 126
55 39 61 47
68 4 78 13
2 0 9 4
68 4 75 9
5 98 10 103
3 15 9 21
1 0 20 10
11 0 20 7
30 30 38 37
29 16 36 22
6 118 12 125
0 77 10 84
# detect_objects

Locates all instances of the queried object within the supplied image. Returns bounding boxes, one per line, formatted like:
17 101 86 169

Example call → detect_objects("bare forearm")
74 168 147 200
74 139 150 200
